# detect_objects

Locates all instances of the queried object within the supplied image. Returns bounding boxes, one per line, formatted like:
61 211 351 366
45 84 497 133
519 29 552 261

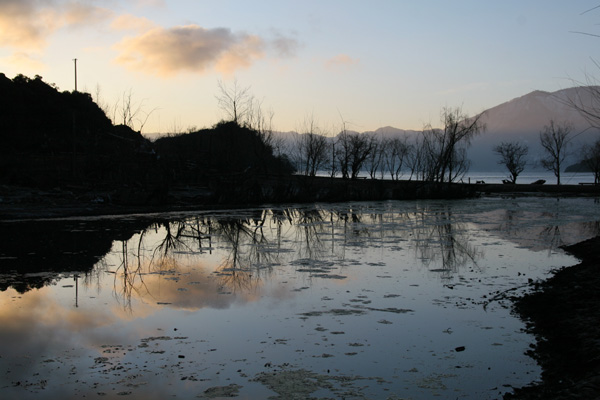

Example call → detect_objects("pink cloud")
114 24 298 77
0 0 112 50
325 54 359 69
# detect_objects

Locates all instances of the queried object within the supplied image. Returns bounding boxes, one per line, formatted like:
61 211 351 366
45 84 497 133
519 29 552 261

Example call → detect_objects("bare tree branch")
215 79 252 125
539 119 573 185
493 141 529 183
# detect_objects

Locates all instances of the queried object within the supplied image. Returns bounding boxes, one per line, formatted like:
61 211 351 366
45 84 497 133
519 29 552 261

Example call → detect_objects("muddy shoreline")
505 236 600 399
1 181 598 222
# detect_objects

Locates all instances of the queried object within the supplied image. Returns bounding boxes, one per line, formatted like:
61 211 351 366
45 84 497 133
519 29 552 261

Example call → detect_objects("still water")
1 197 599 399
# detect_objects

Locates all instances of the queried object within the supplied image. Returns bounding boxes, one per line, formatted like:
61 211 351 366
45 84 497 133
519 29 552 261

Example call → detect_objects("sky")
1 0 599 137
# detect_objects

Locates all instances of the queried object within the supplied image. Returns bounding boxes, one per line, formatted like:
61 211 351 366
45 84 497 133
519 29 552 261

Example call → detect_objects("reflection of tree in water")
334 207 375 260
478 201 600 252
151 221 190 257
581 220 600 237
292 208 328 260
111 219 202 310
284 206 371 263
212 211 272 293
497 208 522 237
107 204 491 306
412 206 482 276
539 224 564 250
540 220 600 251
337 209 364 237
291 205 415 262
108 212 287 306
113 238 148 311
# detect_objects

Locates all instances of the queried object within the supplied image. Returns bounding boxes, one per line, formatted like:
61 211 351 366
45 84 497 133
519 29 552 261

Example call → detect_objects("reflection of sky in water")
0 197 598 399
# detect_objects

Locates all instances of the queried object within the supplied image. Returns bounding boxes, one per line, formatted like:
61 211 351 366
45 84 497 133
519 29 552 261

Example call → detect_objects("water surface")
1 197 598 399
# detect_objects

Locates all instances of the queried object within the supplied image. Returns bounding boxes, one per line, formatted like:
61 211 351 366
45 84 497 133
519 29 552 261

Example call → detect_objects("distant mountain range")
469 87 599 171
275 87 600 172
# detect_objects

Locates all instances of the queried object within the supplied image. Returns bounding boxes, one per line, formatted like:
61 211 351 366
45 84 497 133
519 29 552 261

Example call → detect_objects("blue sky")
0 0 598 136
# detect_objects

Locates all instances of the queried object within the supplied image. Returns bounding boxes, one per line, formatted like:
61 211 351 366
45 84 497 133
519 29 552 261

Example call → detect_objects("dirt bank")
0 179 477 220
505 236 600 399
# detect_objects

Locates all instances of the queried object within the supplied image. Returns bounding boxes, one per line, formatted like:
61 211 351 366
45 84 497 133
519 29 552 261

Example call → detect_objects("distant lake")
315 170 596 185
464 171 595 185
1 197 599 399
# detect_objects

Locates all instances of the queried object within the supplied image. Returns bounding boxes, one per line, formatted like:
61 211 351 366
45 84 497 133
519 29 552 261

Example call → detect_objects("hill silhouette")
2 74 596 216
154 120 294 183
0 74 294 206
0 74 159 189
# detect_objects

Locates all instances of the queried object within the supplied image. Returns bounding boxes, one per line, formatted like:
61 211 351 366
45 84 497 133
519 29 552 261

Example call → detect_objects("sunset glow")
0 1 597 136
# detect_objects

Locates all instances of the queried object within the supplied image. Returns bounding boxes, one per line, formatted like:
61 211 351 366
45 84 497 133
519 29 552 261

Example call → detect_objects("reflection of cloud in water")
0 287 116 359
2 199 597 399
110 257 293 312
138 267 260 310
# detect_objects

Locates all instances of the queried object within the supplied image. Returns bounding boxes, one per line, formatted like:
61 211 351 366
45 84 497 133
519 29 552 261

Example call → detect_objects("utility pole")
72 58 78 178
73 58 78 92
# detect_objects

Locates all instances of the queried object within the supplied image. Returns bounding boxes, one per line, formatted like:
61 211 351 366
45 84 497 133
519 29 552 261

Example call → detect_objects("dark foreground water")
0 197 598 399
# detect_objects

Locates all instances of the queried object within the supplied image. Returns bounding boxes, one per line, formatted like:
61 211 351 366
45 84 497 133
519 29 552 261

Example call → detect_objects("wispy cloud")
270 30 301 58
110 14 157 33
0 0 299 77
61 2 112 28
0 0 111 50
0 0 59 49
133 0 166 7
1 52 45 73
114 24 299 76
325 54 359 70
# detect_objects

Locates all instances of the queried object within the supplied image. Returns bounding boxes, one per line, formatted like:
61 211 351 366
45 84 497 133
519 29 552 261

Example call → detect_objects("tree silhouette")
421 107 486 182
216 79 252 125
581 138 600 184
540 119 573 185
493 141 529 183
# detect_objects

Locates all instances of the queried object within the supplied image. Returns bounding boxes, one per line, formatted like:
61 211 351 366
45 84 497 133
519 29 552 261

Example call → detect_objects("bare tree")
215 80 283 173
406 134 427 181
335 128 352 179
328 137 338 178
565 70 600 130
294 115 329 176
246 96 276 148
348 133 375 179
216 79 252 125
539 119 573 185
112 89 156 133
383 138 398 180
581 138 600 184
421 107 486 182
564 5 600 128
366 133 384 179
493 141 529 183
93 83 110 118
330 117 377 180
331 115 352 178
385 136 412 180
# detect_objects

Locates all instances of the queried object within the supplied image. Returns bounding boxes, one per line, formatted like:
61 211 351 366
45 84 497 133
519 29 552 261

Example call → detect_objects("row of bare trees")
291 111 600 185
214 79 600 185
494 119 600 185
493 120 575 185
288 107 486 182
